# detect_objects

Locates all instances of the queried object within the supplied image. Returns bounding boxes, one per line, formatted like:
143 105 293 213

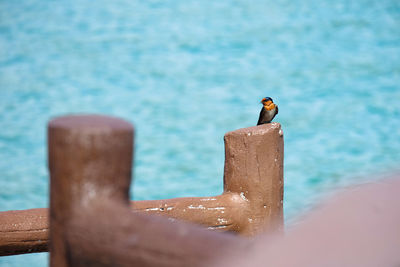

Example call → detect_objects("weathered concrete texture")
0 120 284 257
223 122 284 235
132 122 284 236
0 208 48 256
132 193 248 232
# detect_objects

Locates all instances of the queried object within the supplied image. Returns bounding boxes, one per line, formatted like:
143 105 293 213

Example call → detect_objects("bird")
257 97 278 125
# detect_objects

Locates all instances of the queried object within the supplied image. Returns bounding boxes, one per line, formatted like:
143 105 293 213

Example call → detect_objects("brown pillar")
223 123 284 235
48 115 134 267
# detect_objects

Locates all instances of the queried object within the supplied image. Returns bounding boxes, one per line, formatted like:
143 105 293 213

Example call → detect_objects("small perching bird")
257 97 278 125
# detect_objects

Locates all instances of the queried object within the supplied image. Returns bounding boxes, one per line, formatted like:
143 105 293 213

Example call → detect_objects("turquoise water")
1 0 400 265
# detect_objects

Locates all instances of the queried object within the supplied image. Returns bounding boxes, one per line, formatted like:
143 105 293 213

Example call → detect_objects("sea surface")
1 0 399 266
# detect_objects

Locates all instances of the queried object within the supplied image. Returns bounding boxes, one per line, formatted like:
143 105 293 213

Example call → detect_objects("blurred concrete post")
48 115 134 266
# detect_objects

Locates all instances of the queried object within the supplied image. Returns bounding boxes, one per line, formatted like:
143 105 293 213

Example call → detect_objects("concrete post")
223 123 284 235
48 115 134 266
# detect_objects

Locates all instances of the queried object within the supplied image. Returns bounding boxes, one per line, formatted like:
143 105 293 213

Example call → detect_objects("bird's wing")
276 105 279 114
257 107 265 125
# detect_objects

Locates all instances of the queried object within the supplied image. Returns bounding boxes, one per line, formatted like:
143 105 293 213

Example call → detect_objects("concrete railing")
0 115 284 260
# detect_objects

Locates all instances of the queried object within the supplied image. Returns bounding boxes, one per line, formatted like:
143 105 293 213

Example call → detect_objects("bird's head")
261 97 276 110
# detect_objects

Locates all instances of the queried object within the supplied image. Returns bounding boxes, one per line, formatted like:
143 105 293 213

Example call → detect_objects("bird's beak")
260 98 266 103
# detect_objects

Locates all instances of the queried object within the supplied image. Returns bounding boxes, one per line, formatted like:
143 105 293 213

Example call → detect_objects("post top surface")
225 122 281 137
48 114 133 131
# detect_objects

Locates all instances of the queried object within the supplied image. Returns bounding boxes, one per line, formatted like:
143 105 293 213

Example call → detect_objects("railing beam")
0 116 284 258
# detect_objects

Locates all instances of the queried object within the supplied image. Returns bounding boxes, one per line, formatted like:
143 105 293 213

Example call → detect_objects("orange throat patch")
264 103 275 111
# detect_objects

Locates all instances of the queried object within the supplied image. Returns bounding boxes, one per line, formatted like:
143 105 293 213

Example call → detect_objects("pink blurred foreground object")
216 177 400 267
